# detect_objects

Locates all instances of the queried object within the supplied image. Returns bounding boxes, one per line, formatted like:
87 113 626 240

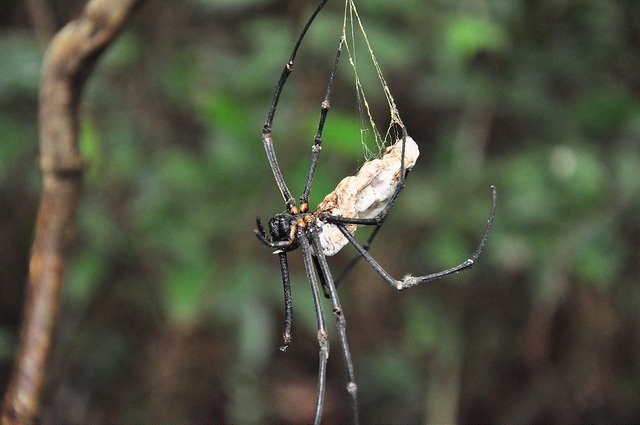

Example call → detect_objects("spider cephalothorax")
254 1 496 424
255 208 321 253
255 213 299 251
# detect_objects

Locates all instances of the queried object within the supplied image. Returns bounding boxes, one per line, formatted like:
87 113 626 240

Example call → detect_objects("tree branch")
1 1 144 423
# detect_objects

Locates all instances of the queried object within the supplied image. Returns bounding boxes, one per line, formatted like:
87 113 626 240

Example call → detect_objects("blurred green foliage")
1 0 640 423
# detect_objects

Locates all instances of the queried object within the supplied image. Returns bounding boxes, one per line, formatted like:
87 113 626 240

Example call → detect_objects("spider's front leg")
255 214 298 350
276 251 293 351
254 214 297 250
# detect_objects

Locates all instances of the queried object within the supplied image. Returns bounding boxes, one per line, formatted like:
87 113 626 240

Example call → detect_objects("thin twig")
1 1 144 424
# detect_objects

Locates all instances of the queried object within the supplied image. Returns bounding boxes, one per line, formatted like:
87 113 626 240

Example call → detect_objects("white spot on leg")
347 382 357 394
397 274 422 290
318 330 329 358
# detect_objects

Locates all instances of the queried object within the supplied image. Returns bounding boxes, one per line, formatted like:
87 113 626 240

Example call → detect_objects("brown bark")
1 1 144 423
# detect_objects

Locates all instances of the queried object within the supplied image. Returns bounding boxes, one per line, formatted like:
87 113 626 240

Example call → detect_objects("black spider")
254 1 496 423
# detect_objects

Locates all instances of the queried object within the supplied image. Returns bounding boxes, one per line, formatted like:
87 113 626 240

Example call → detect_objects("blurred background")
1 0 640 423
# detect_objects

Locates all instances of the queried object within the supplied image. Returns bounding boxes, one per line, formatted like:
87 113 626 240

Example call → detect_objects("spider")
255 1 496 423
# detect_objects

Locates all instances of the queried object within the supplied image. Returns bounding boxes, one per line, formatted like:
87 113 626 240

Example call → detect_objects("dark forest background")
1 0 640 423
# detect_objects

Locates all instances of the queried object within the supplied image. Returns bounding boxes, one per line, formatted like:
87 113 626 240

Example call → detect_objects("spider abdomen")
316 136 420 256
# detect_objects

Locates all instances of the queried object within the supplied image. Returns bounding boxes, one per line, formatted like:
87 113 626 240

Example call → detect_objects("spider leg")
254 227 294 250
333 171 412 288
337 186 497 290
262 0 329 207
310 227 360 425
298 228 329 425
256 216 267 237
277 252 293 351
333 223 383 288
300 37 344 210
312 255 332 298
255 217 297 250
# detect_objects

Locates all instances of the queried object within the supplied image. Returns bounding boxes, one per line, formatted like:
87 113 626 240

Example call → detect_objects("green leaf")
550 145 605 204
0 32 42 96
162 264 210 325
0 114 34 184
575 87 635 136
193 0 269 11
574 230 622 288
79 116 102 181
424 229 469 277
65 252 104 304
0 327 16 361
306 111 363 156
445 16 509 61
200 93 252 138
